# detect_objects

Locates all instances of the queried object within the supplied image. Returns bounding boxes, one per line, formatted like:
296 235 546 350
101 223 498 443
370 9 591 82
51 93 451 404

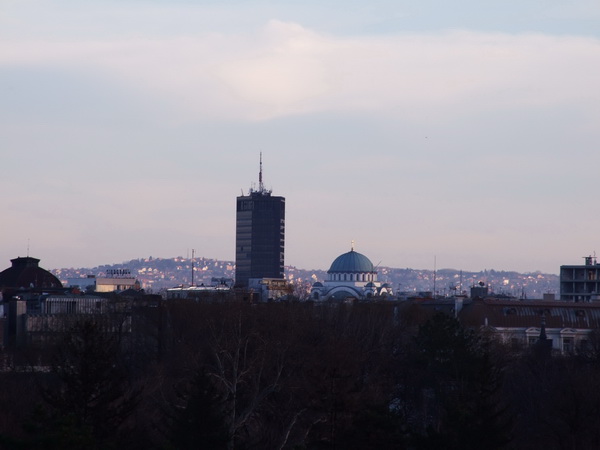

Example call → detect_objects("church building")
310 245 393 301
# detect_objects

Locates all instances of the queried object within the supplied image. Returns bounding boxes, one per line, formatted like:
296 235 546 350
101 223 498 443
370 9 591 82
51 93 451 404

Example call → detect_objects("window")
589 271 597 281
563 338 573 354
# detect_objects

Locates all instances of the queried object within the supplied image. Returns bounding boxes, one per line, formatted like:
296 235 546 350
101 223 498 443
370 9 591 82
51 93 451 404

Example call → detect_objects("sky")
1 0 599 274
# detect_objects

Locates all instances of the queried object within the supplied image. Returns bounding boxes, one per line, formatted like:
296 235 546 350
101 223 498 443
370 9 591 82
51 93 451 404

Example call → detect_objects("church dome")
328 250 374 274
0 257 62 290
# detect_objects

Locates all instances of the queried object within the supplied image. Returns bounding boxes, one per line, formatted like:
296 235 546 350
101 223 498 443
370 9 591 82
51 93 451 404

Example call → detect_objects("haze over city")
2 0 599 274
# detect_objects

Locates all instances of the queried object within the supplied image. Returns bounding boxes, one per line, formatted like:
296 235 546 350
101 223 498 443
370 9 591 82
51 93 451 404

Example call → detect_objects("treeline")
1 301 600 449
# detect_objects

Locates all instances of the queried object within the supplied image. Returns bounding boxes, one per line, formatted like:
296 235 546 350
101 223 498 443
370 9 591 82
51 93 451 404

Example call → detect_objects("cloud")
2 21 599 123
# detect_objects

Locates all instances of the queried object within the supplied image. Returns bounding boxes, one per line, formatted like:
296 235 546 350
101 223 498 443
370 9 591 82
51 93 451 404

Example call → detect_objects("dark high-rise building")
235 156 285 287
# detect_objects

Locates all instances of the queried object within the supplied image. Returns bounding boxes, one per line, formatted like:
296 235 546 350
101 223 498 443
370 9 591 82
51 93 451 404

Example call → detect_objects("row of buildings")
1 157 600 354
1 254 600 356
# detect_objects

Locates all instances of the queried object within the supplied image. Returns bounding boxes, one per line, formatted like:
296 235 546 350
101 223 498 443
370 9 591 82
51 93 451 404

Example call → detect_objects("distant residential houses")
51 257 558 299
53 256 237 292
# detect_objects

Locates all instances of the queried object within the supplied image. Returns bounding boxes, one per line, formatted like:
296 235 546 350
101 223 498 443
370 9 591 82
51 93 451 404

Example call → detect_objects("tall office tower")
235 155 285 287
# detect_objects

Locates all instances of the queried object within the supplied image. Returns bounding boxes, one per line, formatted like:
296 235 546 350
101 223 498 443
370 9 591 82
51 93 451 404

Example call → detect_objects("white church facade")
310 246 393 301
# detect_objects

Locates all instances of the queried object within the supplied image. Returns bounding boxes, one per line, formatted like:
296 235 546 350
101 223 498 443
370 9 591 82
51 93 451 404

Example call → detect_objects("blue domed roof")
328 250 375 274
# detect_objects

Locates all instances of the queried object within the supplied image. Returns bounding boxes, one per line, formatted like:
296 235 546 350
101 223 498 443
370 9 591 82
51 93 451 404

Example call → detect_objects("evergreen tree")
166 369 229 450
34 320 140 449
408 313 512 450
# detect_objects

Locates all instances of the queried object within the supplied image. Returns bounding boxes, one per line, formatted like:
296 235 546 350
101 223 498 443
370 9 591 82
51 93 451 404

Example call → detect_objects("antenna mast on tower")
259 152 264 192
249 152 271 195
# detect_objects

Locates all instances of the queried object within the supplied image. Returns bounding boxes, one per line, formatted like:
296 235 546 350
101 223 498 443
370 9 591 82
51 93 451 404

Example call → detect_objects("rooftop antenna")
259 152 264 192
433 255 437 298
191 249 195 287
249 152 271 195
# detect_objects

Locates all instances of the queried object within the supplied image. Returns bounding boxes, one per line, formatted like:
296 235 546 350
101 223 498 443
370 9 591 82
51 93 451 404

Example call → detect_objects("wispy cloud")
3 21 599 123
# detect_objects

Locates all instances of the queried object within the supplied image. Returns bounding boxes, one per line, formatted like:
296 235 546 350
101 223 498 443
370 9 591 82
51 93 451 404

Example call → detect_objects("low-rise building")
397 296 600 354
166 278 234 301
6 294 130 347
560 255 600 302
247 277 293 302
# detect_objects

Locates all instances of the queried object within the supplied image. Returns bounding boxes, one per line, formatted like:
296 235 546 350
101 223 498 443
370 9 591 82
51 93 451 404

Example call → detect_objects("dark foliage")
3 301 600 449
402 313 513 450
166 368 229 449
3 320 142 449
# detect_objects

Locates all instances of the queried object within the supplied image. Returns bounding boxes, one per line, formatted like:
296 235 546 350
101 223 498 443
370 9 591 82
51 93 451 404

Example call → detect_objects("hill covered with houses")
51 256 559 299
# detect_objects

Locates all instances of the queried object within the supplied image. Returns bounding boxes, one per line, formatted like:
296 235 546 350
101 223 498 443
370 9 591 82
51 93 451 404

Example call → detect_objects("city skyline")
2 0 599 274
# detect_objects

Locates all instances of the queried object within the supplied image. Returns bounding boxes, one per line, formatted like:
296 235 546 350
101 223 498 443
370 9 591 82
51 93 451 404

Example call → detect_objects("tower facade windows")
235 156 285 288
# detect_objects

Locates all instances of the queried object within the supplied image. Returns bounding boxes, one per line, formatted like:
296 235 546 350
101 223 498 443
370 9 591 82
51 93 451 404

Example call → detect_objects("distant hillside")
52 256 559 299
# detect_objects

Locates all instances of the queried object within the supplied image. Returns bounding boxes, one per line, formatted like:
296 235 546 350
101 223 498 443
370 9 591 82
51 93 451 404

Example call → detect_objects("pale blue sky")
1 0 599 273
